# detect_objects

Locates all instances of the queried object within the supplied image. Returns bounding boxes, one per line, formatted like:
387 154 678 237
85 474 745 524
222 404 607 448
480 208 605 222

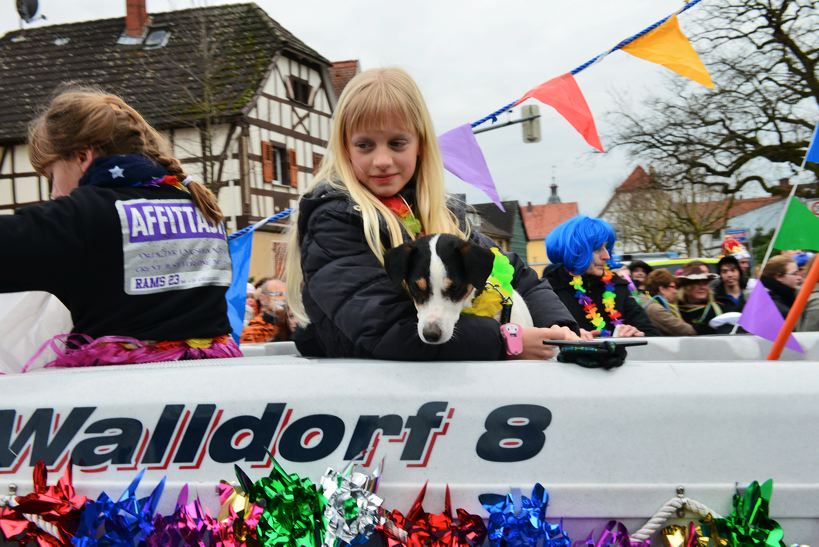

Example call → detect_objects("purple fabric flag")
438 123 505 211
738 283 803 353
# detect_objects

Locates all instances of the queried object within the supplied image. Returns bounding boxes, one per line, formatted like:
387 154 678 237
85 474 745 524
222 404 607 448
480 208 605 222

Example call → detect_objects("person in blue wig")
543 215 659 337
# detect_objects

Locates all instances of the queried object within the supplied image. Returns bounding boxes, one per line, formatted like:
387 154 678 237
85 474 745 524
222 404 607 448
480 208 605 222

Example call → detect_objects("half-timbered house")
0 1 351 279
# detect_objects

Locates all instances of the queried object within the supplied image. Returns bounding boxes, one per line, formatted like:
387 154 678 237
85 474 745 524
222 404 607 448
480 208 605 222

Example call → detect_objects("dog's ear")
384 242 415 286
459 241 495 289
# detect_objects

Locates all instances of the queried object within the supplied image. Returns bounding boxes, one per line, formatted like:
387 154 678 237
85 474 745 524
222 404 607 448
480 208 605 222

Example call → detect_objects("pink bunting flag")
738 283 803 353
514 73 604 152
438 123 505 211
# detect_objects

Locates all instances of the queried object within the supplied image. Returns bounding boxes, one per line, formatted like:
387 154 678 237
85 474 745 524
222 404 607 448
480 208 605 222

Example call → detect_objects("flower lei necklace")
380 195 422 236
569 266 623 337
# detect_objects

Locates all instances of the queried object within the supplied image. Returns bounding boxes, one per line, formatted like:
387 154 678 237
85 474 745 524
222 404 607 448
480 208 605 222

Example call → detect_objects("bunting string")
470 0 704 129
228 208 294 241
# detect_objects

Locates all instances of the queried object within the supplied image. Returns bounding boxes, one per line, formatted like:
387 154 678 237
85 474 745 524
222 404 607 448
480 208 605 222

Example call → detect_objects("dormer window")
143 27 170 49
289 76 312 106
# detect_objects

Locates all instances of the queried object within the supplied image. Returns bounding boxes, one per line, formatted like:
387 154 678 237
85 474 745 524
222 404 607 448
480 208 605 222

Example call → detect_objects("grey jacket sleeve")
798 292 819 332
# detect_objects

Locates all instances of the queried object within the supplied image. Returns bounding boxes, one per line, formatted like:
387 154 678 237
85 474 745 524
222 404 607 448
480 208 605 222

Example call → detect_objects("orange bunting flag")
622 15 714 88
514 73 604 152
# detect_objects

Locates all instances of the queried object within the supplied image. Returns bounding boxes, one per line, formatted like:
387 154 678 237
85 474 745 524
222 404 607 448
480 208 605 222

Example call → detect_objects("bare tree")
607 168 733 256
667 182 735 256
608 180 681 252
609 0 818 196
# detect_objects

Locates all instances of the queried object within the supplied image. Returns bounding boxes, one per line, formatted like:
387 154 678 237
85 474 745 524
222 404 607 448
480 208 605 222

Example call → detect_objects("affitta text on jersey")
116 199 232 295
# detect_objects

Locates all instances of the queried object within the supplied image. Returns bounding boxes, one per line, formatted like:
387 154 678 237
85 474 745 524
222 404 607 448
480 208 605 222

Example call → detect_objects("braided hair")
28 86 223 224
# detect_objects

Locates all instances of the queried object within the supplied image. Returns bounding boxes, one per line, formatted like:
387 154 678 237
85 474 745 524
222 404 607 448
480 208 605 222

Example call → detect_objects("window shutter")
261 141 273 183
288 148 298 188
312 152 323 175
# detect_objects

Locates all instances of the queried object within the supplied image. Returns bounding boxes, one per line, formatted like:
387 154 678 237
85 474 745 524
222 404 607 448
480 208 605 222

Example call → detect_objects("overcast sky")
0 0 699 215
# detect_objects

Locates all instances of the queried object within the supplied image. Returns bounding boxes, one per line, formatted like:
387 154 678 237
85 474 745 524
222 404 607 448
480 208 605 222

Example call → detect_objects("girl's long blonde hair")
286 67 464 324
28 86 223 224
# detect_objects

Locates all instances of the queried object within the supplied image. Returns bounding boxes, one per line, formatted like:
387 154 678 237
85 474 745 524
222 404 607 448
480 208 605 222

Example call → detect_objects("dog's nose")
422 324 442 343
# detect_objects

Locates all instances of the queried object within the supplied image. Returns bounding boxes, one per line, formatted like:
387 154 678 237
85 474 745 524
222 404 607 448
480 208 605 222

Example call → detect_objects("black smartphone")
542 339 648 348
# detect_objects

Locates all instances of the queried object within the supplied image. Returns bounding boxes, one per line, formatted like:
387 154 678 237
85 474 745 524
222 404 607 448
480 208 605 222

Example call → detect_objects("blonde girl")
286 68 577 360
0 87 241 368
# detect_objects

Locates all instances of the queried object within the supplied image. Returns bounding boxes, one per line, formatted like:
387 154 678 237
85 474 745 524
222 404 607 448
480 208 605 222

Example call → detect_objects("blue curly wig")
546 215 616 275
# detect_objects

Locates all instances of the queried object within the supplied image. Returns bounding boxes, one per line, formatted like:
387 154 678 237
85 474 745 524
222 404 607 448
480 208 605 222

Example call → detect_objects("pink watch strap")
500 323 523 356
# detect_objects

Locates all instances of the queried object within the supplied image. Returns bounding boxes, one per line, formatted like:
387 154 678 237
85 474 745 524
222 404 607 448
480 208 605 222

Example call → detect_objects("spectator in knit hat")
627 260 653 293
721 238 752 278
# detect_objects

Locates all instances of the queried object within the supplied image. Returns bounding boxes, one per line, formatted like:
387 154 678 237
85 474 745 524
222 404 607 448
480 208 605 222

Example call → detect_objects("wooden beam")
245 117 327 147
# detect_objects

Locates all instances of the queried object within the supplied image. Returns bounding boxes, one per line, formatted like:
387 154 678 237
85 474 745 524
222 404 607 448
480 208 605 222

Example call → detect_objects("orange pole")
768 256 819 360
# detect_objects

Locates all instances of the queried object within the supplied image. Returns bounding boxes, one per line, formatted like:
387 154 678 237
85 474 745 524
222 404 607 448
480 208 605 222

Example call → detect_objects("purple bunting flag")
738 283 803 353
438 124 505 211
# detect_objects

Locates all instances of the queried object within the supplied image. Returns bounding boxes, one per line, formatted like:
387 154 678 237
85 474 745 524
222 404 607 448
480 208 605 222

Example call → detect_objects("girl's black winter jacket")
294 183 578 360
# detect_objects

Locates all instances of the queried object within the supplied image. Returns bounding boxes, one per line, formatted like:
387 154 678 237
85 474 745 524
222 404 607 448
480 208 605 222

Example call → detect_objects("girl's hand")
612 324 644 337
579 328 599 340
517 325 577 360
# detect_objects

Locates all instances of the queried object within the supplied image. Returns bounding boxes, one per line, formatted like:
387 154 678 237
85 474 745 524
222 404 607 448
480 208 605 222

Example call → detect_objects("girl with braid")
0 87 241 368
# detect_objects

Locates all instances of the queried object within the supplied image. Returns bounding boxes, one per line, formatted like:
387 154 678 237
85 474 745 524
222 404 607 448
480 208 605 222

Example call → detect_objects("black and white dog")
384 233 533 344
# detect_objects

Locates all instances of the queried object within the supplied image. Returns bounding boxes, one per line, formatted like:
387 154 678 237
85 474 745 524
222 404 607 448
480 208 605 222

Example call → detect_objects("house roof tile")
519 202 579 240
0 2 329 144
615 165 653 192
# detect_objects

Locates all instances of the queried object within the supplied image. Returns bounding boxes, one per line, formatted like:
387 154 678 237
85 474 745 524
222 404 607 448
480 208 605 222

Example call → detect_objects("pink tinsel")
23 333 242 372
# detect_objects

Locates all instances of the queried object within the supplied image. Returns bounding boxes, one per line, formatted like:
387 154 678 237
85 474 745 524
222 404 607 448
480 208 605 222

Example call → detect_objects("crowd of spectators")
622 243 817 336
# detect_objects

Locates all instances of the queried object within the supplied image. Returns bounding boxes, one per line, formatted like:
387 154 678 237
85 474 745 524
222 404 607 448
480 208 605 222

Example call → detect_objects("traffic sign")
725 228 748 243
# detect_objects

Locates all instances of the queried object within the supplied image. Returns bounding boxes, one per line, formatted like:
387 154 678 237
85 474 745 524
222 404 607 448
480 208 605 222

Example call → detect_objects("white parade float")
1 333 818 543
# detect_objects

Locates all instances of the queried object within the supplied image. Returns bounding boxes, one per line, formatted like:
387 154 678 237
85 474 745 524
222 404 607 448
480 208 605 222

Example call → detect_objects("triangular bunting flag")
622 15 714 88
773 197 819 251
514 73 604 152
226 230 254 343
225 209 294 342
738 283 803 353
439 123 504 210
804 124 819 165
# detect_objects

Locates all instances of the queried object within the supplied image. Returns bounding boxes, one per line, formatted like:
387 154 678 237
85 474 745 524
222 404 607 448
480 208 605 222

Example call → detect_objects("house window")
288 148 298 188
289 76 312 106
261 141 290 185
312 152 323 175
